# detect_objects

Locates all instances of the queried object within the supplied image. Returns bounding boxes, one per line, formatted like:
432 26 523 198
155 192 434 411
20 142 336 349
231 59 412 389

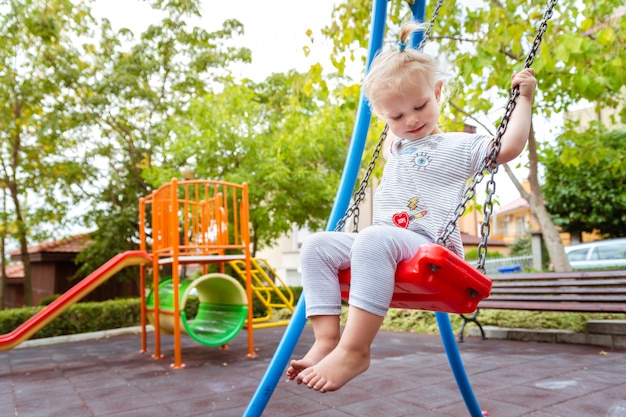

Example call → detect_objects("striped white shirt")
372 132 492 257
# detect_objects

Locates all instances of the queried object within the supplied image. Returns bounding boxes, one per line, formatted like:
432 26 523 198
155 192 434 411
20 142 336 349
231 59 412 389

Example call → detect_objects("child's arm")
497 68 537 164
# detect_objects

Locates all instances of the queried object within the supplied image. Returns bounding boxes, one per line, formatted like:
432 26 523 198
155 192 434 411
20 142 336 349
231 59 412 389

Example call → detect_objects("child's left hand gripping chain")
511 68 537 99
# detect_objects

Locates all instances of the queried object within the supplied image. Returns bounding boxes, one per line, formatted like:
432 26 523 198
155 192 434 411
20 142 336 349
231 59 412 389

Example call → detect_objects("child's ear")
435 81 443 102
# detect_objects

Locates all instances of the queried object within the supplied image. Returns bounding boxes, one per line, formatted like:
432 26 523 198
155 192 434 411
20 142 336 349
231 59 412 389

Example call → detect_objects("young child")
287 21 537 393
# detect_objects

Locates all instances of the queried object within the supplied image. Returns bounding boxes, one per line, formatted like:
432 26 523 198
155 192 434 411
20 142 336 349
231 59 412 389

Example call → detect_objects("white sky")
90 0 341 81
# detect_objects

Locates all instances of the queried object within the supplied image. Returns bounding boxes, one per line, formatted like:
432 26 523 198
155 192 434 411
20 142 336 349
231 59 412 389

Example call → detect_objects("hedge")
0 286 302 340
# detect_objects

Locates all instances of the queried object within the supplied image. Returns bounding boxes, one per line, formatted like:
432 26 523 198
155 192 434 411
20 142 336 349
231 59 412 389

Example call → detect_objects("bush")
0 286 304 340
465 248 505 261
372 308 624 334
510 236 532 256
2 288 622 340
40 294 61 306
0 298 141 340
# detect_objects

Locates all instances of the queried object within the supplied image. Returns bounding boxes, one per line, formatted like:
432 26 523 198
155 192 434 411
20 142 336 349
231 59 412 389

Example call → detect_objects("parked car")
565 238 626 269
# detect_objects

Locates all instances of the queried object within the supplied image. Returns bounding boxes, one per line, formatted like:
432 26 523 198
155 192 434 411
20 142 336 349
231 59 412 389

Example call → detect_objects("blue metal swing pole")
242 1 388 415
437 312 483 417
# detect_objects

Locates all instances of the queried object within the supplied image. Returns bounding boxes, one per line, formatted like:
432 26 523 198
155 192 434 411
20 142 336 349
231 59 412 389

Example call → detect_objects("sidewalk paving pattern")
1 326 625 417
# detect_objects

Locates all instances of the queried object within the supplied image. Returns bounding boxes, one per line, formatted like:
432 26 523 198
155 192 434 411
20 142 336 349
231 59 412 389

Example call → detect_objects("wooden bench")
458 269 626 341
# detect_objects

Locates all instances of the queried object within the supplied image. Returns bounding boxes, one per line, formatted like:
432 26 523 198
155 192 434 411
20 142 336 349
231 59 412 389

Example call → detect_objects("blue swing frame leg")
437 312 483 417
243 1 483 416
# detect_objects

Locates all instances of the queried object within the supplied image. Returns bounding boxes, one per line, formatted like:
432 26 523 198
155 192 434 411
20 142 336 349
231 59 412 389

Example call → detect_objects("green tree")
435 0 625 270
0 187 8 309
149 68 354 254
542 128 626 242
74 1 252 274
509 236 532 257
315 0 626 271
0 0 95 305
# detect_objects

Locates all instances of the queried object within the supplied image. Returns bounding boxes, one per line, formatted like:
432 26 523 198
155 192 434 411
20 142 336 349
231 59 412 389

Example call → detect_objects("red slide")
0 250 152 351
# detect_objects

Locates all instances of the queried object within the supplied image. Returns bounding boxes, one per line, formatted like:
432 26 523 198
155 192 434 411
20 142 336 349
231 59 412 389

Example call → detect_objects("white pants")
300 225 431 317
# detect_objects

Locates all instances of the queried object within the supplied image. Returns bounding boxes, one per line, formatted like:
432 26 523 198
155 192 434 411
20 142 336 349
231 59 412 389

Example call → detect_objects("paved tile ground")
1 326 625 417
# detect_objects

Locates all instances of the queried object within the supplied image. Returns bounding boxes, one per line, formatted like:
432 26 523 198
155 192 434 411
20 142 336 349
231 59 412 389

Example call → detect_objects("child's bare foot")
286 340 337 380
295 345 370 393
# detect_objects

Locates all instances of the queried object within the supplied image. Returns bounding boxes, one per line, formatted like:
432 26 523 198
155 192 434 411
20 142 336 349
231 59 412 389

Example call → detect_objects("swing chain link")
523 0 558 70
417 0 444 50
335 125 389 232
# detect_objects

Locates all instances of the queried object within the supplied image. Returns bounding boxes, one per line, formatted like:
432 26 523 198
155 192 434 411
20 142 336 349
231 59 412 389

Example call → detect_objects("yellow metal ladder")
229 258 295 329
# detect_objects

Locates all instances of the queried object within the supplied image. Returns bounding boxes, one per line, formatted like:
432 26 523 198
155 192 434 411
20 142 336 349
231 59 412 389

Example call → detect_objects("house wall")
5 281 24 309
566 105 625 130
30 262 57 305
492 206 538 244
5 254 139 308
257 225 308 287
49 259 138 302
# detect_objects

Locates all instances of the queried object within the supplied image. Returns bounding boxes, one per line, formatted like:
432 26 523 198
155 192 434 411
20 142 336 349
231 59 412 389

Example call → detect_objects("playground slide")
0 250 152 351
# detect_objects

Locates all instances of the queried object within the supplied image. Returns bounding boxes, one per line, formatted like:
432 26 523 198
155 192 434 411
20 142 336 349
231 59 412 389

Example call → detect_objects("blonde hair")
363 21 442 115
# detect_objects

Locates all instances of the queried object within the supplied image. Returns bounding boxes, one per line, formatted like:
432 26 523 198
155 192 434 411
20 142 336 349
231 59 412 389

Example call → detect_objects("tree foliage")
1 0 356 303
314 0 626 271
542 128 626 240
0 0 96 304
5 0 625 307
74 1 252 275
147 69 354 254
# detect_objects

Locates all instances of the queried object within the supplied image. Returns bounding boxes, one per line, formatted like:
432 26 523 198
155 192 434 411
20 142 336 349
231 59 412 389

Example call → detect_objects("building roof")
461 232 506 247
9 234 91 256
4 263 24 280
494 196 529 215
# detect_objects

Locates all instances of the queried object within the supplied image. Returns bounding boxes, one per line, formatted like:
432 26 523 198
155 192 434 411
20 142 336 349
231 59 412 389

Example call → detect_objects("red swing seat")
338 243 492 314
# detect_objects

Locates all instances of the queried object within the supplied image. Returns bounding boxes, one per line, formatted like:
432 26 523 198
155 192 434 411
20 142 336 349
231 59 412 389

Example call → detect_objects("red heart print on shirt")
392 212 410 228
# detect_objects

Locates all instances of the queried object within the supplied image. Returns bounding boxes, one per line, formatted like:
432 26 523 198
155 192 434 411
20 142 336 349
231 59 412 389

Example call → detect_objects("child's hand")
511 68 537 99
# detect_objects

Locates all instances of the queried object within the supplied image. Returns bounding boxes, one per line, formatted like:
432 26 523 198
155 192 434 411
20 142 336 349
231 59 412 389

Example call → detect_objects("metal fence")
469 255 534 275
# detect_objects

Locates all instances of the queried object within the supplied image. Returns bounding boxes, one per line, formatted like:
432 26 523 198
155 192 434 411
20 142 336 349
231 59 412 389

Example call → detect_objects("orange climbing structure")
139 179 257 368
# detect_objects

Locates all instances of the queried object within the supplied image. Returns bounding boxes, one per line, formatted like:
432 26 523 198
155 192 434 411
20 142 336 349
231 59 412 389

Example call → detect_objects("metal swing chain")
417 0 444 50
437 0 558 273
335 125 389 232
334 0 444 233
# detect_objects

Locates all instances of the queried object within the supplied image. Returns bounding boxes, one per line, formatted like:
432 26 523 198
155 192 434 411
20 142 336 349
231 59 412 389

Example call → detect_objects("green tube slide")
146 273 248 347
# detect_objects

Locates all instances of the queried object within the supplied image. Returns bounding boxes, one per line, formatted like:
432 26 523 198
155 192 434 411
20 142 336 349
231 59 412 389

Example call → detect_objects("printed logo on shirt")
414 152 431 170
408 197 428 220
392 212 410 228
391 197 429 228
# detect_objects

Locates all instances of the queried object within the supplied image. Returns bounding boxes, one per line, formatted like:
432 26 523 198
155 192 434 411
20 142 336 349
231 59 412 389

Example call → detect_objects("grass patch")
338 306 624 334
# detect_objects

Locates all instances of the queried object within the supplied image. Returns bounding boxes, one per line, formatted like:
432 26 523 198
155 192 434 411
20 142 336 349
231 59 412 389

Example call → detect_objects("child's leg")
297 226 429 391
349 226 430 316
286 232 355 380
286 314 340 381
296 305 383 392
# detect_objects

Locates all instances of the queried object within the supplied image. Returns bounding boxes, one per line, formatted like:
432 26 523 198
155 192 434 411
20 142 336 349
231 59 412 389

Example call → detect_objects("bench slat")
487 294 625 302
489 270 626 281
475 270 626 312
490 279 626 288
490 287 626 295
479 301 626 313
